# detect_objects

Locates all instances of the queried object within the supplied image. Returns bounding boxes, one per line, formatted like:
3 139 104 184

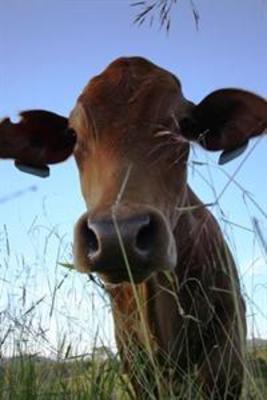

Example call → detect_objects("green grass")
0 346 266 399
0 222 266 399
0 351 133 400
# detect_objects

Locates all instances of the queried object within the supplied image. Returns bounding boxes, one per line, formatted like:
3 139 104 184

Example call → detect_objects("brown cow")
1 57 267 399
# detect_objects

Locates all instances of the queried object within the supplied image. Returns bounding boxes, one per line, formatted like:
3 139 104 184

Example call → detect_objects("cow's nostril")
135 217 155 254
87 226 99 257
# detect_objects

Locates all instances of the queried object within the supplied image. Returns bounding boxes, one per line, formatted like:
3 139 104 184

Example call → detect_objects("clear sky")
0 0 266 357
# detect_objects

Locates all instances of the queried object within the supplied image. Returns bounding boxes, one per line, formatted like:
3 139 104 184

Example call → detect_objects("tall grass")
0 219 266 399
0 153 266 398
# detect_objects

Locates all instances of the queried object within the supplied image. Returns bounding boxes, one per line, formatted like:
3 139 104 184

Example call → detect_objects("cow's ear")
0 110 76 177
180 89 267 164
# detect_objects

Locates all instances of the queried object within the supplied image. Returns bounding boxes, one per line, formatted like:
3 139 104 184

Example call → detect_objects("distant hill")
1 341 266 368
247 338 267 348
0 346 115 369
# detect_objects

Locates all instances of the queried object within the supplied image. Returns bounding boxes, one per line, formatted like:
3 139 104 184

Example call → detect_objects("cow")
1 57 266 399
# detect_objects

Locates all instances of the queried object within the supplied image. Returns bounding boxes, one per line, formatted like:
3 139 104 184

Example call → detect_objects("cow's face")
71 58 193 283
1 56 266 284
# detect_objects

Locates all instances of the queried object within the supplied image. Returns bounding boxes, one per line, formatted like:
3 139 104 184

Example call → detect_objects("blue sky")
0 0 266 356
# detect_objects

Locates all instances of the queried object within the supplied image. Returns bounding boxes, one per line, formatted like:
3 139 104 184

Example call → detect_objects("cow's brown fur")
71 58 247 399
1 56 267 399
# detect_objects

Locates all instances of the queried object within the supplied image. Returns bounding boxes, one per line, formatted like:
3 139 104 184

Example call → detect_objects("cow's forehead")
97 56 181 86
87 57 181 99
70 57 183 136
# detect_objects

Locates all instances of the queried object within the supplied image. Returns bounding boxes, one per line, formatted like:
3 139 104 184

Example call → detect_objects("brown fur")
1 56 267 399
71 58 248 399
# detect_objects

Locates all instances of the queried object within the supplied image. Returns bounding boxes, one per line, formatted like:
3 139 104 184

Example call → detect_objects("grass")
0 345 266 399
0 155 266 398
0 351 127 399
0 222 266 400
0 238 267 400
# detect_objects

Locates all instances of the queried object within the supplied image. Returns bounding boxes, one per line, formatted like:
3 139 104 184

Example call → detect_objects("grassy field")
0 222 266 399
0 343 266 399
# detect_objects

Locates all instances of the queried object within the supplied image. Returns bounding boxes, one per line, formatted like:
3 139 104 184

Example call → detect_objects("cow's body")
1 57 266 399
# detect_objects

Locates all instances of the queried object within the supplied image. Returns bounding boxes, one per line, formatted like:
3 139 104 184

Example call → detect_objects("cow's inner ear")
179 115 251 165
13 127 77 178
179 116 198 140
0 110 76 176
179 89 267 164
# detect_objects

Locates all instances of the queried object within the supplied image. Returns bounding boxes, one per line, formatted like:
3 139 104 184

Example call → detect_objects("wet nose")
74 207 177 282
86 213 156 267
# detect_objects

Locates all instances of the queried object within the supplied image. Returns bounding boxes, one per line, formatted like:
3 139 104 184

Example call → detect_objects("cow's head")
1 57 266 284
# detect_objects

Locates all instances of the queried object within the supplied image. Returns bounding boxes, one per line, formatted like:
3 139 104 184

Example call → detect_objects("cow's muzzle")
74 206 177 284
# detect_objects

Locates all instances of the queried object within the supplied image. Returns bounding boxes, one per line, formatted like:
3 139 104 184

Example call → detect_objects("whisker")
171 111 180 130
154 130 172 137
148 139 173 157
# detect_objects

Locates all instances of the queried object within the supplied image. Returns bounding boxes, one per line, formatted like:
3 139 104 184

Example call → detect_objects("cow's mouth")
99 266 154 285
